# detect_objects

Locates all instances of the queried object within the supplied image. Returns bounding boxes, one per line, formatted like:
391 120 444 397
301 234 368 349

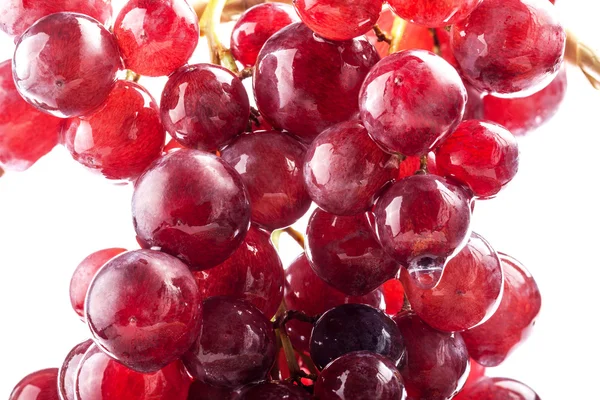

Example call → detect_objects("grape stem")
284 227 305 249
565 29 600 90
124 70 141 83
274 301 308 384
274 309 320 330
373 24 392 44
0 167 4 178
238 67 254 80
201 0 239 72
194 0 292 23
415 155 428 175
389 17 407 54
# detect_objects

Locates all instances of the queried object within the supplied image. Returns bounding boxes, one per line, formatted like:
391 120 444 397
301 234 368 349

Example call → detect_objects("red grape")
132 149 251 270
310 303 405 370
0 0 112 37
294 0 383 41
193 226 284 319
230 3 299 67
388 0 482 27
75 344 191 400
454 359 486 399
401 232 504 332
359 50 466 156
160 64 250 151
303 119 400 216
9 368 59 400
183 296 277 388
221 131 311 230
59 340 94 400
483 66 567 136
240 382 311 399
435 121 519 199
284 253 383 353
62 80 165 181
451 0 566 95
393 312 470 400
397 153 438 180
314 351 407 400
0 59 62 171
12 12 121 118
254 22 379 143
306 209 400 296
114 0 199 77
461 253 541 367
187 381 238 400
382 279 405 315
464 85 485 120
456 377 540 400
85 249 201 373
373 174 473 289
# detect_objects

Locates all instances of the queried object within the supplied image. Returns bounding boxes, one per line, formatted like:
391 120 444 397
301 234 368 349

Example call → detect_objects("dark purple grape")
240 381 311 399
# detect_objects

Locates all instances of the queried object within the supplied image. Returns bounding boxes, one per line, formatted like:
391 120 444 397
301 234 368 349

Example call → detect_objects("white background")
0 1 598 398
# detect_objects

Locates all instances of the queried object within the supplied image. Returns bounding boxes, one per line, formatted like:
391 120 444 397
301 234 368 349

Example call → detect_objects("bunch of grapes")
1 0 572 399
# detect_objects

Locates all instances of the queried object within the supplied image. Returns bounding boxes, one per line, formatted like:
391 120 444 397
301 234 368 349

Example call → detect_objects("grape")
306 209 400 296
393 312 470 400
314 351 407 400
397 153 438 180
132 149 251 270
483 66 567 135
382 279 405 315
220 131 311 231
461 253 541 367
464 85 485 120
240 381 311 399
0 0 112 37
0 60 62 172
75 344 191 400
254 22 379 143
62 80 165 181
284 254 383 353
187 381 238 400
453 359 486 399
310 303 405 370
401 232 504 332
183 296 277 388
451 0 566 95
294 0 383 41
9 368 59 400
373 174 472 289
456 377 540 400
435 120 519 199
160 64 250 151
230 3 299 67
193 226 284 319
303 119 400 216
114 0 199 77
359 50 467 156
85 249 201 373
12 12 121 118
58 340 93 400
388 0 482 27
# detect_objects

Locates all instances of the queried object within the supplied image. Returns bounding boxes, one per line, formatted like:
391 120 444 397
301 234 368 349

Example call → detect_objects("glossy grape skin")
303 119 400 216
435 120 519 199
254 22 380 143
454 360 486 400
401 232 504 332
310 303 405 370
221 132 310 230
75 344 191 400
294 0 383 41
132 149 251 270
114 0 198 77
359 50 467 157
456 377 541 400
388 0 482 27
451 0 566 95
183 296 277 389
314 351 407 400
462 253 541 367
62 80 165 181
306 209 400 296
483 66 567 135
240 382 311 399
0 0 112 37
373 174 472 289
12 12 121 118
393 313 470 400
284 254 383 353
230 3 299 67
187 381 238 400
161 64 250 151
382 279 405 315
9 369 59 400
193 226 284 319
464 85 485 120
59 340 94 400
0 60 62 171
85 249 201 373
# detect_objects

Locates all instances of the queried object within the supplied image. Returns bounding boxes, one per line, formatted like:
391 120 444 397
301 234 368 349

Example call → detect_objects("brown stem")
0 167 4 178
565 29 600 90
238 66 254 80
373 24 392 44
124 70 141 82
284 227 305 249
274 301 303 380
429 28 442 57
415 155 428 175
274 310 320 330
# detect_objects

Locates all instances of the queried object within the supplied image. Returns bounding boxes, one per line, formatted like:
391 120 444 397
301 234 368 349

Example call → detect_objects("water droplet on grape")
407 256 445 289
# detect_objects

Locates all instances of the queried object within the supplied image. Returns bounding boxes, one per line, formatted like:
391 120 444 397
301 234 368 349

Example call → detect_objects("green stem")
201 0 239 73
